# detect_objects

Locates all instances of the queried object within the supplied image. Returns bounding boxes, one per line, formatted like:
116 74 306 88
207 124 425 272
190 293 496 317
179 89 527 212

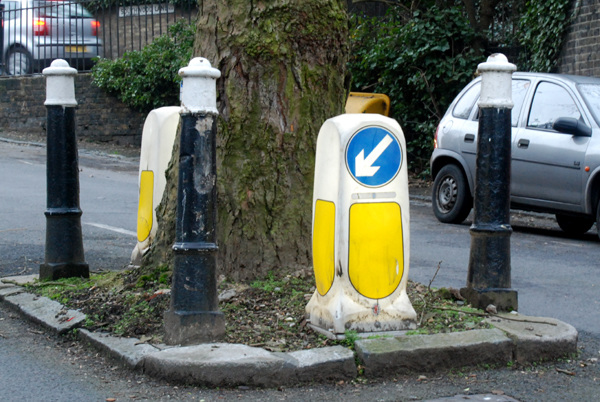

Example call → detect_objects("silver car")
2 0 102 75
431 72 600 238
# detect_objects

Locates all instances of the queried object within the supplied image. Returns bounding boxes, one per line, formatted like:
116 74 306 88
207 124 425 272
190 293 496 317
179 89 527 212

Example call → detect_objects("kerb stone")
3 292 86 334
485 314 578 363
279 345 357 382
79 329 161 370
355 329 512 376
143 343 294 387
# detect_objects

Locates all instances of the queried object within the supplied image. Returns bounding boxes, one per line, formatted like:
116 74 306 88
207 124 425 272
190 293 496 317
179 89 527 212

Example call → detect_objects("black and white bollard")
39 59 89 281
461 54 517 312
164 58 225 345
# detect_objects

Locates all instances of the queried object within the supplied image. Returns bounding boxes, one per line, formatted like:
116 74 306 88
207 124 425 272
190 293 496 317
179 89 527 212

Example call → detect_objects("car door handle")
464 134 475 143
517 139 530 149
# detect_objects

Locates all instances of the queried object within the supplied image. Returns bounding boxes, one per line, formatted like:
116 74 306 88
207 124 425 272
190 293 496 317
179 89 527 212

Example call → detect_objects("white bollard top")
179 57 221 115
477 53 517 109
43 59 77 107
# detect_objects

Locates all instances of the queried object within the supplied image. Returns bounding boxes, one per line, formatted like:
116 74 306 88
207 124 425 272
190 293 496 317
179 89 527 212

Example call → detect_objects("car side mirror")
553 117 592 137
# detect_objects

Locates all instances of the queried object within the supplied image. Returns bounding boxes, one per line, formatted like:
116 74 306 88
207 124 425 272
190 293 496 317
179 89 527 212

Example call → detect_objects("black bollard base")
460 287 518 312
40 262 89 281
164 310 225 345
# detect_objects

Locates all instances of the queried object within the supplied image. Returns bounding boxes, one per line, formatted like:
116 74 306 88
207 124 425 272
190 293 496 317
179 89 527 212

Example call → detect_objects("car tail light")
91 20 100 36
434 124 439 149
34 19 49 36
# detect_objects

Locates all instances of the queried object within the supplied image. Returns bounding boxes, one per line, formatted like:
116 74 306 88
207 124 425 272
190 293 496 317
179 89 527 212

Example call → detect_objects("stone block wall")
0 74 145 146
558 0 600 76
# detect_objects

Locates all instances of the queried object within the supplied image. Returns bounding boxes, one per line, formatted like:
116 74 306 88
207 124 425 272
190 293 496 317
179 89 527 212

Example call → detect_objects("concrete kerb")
0 276 579 386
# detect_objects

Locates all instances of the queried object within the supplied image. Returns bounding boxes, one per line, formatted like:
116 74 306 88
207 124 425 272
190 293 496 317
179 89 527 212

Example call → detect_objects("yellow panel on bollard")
349 202 404 300
306 114 416 336
137 170 154 242
313 200 336 296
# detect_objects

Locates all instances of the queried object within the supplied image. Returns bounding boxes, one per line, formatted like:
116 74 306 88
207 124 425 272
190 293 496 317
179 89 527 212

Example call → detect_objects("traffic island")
0 277 579 387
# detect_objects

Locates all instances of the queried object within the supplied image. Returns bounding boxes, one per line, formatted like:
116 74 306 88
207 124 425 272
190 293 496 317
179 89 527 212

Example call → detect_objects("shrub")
348 5 480 173
91 20 195 113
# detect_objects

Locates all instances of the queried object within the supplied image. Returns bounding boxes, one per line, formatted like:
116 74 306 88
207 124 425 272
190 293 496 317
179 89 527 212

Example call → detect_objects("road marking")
84 222 136 237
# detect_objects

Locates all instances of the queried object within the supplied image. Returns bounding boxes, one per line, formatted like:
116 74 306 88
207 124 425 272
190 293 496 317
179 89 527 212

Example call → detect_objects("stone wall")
558 0 600 76
0 74 145 146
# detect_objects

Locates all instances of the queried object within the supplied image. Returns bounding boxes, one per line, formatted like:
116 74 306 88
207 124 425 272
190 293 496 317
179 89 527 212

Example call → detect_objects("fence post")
164 57 225 345
39 59 89 281
462 54 517 312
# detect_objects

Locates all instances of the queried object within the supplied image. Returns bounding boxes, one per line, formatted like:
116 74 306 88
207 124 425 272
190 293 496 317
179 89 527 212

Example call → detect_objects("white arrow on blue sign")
346 126 402 187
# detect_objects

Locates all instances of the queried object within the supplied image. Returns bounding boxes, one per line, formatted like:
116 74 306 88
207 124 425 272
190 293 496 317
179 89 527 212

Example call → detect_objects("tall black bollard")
164 58 225 345
40 60 89 281
461 54 518 312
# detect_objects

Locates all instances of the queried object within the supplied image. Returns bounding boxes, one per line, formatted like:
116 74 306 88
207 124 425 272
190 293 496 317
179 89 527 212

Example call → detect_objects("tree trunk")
141 0 349 281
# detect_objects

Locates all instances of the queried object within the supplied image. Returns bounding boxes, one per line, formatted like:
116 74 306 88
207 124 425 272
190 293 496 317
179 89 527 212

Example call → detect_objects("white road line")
84 222 136 237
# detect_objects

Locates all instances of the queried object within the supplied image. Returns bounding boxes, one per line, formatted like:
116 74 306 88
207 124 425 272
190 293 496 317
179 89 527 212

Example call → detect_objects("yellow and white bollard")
306 114 416 335
130 106 180 266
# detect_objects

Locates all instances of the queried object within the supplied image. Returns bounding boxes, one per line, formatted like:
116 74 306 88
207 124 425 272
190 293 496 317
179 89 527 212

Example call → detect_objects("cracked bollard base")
40 262 89 281
164 310 225 346
461 287 518 312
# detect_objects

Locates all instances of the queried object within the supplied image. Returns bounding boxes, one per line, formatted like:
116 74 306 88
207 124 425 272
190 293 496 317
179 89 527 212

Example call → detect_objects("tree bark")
141 0 349 281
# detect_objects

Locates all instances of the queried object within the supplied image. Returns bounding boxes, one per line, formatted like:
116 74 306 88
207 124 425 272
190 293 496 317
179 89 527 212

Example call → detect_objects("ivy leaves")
518 0 572 72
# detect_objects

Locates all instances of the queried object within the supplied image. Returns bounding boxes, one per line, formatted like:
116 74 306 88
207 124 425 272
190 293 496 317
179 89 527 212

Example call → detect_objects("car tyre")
432 164 472 224
6 48 33 76
555 213 594 235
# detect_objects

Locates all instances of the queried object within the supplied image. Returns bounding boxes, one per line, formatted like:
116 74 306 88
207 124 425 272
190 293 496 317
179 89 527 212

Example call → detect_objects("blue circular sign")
346 126 402 187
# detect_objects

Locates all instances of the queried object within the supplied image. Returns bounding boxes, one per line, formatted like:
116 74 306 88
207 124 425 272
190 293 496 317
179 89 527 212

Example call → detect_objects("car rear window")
34 1 93 18
452 82 480 119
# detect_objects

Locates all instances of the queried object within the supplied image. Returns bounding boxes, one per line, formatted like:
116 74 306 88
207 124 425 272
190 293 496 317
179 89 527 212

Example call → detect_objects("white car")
2 0 102 75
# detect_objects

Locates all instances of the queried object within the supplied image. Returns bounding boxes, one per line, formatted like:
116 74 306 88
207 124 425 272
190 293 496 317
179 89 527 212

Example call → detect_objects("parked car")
1 0 102 75
430 72 600 238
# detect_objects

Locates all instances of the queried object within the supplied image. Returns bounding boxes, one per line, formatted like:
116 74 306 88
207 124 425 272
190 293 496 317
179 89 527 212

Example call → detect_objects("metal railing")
1 0 197 76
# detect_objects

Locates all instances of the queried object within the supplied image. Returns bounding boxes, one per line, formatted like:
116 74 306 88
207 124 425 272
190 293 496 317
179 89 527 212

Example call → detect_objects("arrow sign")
346 126 402 187
355 134 393 177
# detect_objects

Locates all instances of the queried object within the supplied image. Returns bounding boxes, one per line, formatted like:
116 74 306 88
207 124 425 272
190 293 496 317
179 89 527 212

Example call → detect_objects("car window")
452 82 480 119
578 84 600 127
34 1 93 18
511 79 530 126
469 79 530 126
527 82 581 130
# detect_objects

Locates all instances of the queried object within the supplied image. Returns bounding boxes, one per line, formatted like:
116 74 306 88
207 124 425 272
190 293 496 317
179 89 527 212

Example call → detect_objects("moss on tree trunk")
140 0 349 281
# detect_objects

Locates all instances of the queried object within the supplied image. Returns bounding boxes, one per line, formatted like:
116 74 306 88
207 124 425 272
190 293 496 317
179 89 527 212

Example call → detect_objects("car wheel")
555 213 594 235
6 48 33 76
432 164 472 223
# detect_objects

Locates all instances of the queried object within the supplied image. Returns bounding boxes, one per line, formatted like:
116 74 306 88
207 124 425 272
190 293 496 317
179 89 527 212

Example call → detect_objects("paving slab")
143 343 294 387
79 330 162 369
355 329 513 376
485 314 578 364
3 292 86 335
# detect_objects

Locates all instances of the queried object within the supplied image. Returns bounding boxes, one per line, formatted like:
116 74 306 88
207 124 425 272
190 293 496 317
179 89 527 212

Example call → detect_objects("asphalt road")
0 141 139 277
409 199 600 336
1 140 599 400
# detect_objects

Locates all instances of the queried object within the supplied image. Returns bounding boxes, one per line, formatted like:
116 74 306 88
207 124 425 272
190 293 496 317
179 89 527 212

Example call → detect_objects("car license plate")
65 46 88 53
